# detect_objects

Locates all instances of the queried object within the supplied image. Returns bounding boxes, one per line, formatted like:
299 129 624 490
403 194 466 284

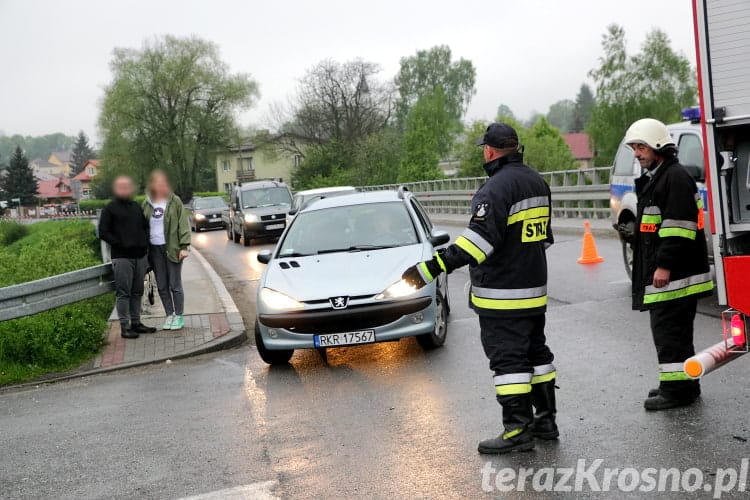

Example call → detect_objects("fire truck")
684 0 750 377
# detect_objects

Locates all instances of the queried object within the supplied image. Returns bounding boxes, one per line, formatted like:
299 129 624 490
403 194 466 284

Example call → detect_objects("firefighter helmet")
624 118 674 151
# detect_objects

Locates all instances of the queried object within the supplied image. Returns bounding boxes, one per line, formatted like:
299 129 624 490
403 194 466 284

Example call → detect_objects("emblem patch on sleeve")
473 202 489 221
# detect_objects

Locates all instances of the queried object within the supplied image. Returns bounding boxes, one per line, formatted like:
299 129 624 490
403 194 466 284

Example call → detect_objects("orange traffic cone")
577 220 604 264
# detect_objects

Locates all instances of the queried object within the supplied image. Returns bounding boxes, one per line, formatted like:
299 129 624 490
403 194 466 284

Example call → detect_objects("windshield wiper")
317 244 398 254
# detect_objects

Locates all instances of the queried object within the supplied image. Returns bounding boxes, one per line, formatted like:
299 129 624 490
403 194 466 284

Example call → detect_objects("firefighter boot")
530 380 559 440
478 394 535 455
644 380 701 411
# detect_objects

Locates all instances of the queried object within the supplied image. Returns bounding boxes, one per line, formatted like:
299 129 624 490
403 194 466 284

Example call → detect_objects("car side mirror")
257 250 272 264
288 209 298 216
429 230 450 247
683 164 705 183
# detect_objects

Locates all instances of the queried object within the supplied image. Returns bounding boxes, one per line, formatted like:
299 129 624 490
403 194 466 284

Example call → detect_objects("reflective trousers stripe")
531 363 557 384
659 363 685 373
496 383 532 396
643 272 713 304
660 371 691 382
461 228 494 257
455 236 486 264
471 293 547 310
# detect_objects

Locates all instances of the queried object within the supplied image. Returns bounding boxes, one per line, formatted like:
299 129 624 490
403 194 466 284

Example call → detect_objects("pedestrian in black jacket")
99 176 157 338
622 118 713 411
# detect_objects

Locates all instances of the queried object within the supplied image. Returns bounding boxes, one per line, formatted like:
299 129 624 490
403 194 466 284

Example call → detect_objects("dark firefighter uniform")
632 155 712 407
402 123 558 454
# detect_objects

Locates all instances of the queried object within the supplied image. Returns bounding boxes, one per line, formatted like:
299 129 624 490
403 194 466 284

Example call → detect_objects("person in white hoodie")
143 171 191 331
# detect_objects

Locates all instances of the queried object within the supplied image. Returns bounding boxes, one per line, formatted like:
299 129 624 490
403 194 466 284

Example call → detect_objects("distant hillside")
0 133 76 163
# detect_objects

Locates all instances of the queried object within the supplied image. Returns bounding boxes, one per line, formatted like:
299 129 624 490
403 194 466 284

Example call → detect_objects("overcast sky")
0 0 696 144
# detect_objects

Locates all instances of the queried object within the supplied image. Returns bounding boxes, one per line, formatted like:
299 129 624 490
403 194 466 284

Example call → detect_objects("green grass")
0 220 114 385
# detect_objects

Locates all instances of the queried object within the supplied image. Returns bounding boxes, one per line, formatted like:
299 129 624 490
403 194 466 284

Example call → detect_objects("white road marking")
177 481 279 500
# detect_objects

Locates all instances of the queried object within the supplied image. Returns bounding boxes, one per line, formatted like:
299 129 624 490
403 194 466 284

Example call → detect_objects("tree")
588 25 695 165
398 89 449 182
496 104 516 122
546 99 576 133
571 83 595 132
99 35 259 196
0 133 76 162
0 146 38 205
455 121 489 177
70 131 94 175
395 45 476 155
522 117 576 172
274 59 393 158
524 111 544 129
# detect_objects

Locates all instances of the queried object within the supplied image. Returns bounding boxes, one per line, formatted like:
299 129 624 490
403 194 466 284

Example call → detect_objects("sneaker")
162 315 174 331
171 315 185 331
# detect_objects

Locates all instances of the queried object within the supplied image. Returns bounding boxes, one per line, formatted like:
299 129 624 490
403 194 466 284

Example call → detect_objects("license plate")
314 330 375 347
266 223 284 230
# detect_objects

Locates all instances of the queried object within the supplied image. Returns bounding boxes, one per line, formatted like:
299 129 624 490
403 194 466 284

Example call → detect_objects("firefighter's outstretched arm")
402 193 505 288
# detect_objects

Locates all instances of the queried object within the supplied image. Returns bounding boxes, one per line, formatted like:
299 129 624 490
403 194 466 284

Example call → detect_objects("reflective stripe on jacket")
632 157 712 310
440 152 553 318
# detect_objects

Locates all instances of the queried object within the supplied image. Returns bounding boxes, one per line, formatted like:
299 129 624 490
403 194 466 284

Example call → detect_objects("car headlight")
259 287 304 311
375 279 418 300
244 213 259 223
194 213 206 220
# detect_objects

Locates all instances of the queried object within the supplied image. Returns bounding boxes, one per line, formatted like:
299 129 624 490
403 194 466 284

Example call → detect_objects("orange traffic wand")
577 220 604 264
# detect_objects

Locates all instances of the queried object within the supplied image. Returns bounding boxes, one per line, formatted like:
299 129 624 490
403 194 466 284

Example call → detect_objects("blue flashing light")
681 106 701 122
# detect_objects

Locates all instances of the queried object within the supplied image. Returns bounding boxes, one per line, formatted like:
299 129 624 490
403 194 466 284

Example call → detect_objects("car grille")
260 214 284 221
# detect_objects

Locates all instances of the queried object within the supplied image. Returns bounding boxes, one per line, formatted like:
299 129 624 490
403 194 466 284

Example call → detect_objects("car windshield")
193 197 226 210
278 202 418 257
241 187 292 209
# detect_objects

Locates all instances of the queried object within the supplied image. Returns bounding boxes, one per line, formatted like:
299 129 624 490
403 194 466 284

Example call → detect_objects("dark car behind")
188 196 227 231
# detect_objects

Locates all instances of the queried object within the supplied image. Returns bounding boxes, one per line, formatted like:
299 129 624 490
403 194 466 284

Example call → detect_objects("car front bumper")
243 220 286 238
256 296 436 350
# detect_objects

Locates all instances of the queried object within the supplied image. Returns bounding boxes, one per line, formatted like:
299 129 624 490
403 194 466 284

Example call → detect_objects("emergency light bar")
681 106 701 122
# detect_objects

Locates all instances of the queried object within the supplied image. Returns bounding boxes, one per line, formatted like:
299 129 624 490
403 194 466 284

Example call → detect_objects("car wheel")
255 320 293 365
226 223 233 240
621 239 633 280
233 227 241 244
417 291 448 349
190 223 195 232
243 231 252 247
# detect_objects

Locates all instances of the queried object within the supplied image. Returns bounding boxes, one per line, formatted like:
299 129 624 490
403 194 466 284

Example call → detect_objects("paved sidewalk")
93 248 245 371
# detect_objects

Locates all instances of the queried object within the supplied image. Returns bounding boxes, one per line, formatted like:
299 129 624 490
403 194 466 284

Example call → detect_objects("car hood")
263 244 425 301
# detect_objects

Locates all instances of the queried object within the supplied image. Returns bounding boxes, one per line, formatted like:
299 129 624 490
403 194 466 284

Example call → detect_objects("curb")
2 248 247 392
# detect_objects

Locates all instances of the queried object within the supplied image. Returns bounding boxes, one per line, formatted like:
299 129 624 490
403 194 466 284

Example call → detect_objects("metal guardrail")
361 167 612 219
0 263 114 321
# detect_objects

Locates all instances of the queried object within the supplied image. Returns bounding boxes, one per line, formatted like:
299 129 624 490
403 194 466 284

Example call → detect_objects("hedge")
0 221 114 385
0 221 28 246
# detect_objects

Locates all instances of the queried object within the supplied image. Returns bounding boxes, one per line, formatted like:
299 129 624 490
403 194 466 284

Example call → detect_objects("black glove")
614 221 634 244
402 255 445 289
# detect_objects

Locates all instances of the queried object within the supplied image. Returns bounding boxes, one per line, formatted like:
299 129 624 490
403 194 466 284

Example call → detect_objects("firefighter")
402 122 557 455
621 118 713 411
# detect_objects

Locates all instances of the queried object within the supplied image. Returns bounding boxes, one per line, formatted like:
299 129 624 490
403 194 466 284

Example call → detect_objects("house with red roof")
71 159 100 199
38 177 74 204
562 133 595 169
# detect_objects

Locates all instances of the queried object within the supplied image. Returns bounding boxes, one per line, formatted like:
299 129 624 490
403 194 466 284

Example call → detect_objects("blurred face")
149 173 171 199
112 176 134 199
631 143 659 169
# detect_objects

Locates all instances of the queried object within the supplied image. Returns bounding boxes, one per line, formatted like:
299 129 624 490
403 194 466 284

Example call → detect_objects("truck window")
613 143 636 176
678 134 704 169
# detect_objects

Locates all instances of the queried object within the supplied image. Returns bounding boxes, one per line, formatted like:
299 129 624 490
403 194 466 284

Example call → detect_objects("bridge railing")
0 263 114 322
360 166 613 219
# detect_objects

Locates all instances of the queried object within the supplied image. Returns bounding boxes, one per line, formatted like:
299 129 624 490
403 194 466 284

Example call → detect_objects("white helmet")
624 118 674 151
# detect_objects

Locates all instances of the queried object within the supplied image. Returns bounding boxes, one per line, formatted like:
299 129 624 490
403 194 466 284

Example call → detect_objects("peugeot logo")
330 296 349 309
271 214 277 219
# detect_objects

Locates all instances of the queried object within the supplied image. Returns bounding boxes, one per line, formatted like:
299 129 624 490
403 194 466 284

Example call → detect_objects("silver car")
254 189 450 365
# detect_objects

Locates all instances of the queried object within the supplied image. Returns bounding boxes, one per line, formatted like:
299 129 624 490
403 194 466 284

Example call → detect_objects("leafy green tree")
395 45 476 155
0 146 38 205
70 131 94 175
572 83 595 132
0 133 76 162
456 121 488 177
588 25 695 165
546 100 575 133
398 89 449 182
522 117 576 172
496 104 516 122
99 35 259 196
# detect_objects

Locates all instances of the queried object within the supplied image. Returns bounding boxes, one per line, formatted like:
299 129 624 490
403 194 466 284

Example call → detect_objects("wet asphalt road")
2 225 750 499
